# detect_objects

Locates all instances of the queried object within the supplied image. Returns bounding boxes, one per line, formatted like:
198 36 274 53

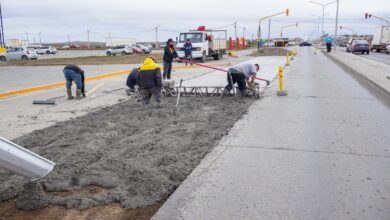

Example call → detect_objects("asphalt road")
0 49 255 93
359 51 390 65
338 48 390 65
0 64 135 92
154 47 390 220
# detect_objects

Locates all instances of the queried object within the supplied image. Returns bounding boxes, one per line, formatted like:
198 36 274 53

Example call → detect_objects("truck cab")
176 28 227 63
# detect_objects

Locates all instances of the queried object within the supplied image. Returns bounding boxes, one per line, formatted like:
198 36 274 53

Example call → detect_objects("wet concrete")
153 47 390 220
0 97 254 210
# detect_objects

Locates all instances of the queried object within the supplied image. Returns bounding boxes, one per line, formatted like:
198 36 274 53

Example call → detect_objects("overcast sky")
2 0 390 43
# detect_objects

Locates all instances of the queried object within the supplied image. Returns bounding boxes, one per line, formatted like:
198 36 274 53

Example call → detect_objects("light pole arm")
257 9 289 43
370 14 390 26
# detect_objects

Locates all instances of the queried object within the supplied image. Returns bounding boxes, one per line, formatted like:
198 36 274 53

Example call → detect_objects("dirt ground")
0 97 253 219
250 47 291 56
0 54 163 66
0 201 161 220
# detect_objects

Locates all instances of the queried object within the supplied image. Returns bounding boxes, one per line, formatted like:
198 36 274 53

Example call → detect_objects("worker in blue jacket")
183 39 193 66
325 35 333 53
125 68 139 95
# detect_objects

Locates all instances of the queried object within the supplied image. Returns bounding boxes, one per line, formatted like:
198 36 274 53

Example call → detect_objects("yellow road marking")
0 63 230 99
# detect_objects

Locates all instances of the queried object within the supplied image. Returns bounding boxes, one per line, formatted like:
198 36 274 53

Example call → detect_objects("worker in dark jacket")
126 68 139 95
63 64 86 99
137 57 163 107
183 39 193 66
163 38 178 80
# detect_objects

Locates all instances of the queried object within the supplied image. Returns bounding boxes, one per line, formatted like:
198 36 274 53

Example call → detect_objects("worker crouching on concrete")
63 64 86 99
137 57 163 108
126 68 139 95
223 63 259 97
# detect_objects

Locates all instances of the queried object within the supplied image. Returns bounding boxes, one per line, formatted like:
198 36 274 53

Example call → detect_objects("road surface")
153 47 390 220
356 51 390 65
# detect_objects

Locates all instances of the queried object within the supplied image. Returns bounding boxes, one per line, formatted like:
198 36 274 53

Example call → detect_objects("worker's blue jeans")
63 69 82 89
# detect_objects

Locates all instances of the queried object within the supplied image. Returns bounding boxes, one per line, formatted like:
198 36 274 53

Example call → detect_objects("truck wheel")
46 51 51 55
201 52 206 63
21 55 28 60
106 51 112 56
0 56 6 62
121 51 127 56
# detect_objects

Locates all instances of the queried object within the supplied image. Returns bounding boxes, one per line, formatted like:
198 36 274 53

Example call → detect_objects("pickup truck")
176 27 227 63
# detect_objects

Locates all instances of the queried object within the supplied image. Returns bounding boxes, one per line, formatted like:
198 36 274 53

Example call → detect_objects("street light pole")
257 9 290 49
334 0 340 52
310 1 338 37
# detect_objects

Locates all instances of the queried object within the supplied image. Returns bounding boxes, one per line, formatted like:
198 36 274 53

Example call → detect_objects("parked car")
299 42 312 47
36 46 57 55
132 46 143 54
0 47 38 61
386 45 390 54
69 44 80 49
347 40 370 54
134 44 151 54
106 45 134 56
62 45 70 49
287 42 297 46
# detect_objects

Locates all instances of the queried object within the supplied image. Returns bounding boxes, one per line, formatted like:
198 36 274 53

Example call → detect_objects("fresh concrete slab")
153 47 390 220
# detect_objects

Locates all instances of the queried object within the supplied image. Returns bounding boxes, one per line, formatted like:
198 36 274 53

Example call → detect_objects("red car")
132 46 142 54
69 44 80 49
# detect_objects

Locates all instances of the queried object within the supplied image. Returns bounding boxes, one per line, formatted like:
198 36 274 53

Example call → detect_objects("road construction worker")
137 57 163 107
163 38 179 80
223 63 260 97
126 68 139 95
63 64 86 99
183 39 193 66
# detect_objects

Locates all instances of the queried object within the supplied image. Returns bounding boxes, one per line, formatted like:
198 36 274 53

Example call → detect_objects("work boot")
75 89 83 100
67 88 74 100
239 90 246 98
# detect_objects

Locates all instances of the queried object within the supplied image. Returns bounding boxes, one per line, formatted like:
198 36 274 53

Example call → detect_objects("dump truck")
371 26 390 52
176 26 227 63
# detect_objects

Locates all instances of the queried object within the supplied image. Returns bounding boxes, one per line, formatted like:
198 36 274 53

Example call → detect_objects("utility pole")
267 19 271 47
87 30 90 49
334 0 340 52
155 25 160 49
243 27 246 38
108 32 111 38
67 34 70 43
0 3 5 47
33 35 36 44
25 32 29 42
234 22 237 39
39 32 42 44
